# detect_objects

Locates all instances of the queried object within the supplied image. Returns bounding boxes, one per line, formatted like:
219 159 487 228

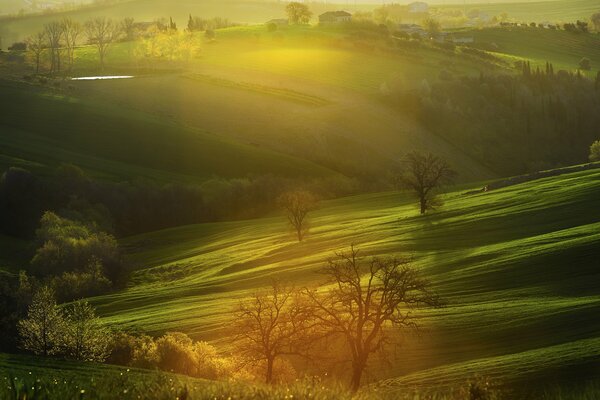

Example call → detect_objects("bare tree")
44 21 63 73
306 246 441 392
121 17 136 41
85 17 120 70
233 283 313 384
61 18 82 70
26 32 46 73
278 190 319 242
397 151 456 214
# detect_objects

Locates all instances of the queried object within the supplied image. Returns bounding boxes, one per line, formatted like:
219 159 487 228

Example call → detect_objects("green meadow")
1 1 600 398
87 167 600 391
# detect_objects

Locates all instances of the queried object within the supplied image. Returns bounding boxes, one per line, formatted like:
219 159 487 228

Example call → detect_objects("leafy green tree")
286 2 312 25
62 300 111 362
17 287 65 356
31 212 121 281
590 140 600 162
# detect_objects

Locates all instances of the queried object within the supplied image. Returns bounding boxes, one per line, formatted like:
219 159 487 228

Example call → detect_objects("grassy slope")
470 27 600 75
0 80 336 182
439 0 600 24
56 24 500 182
78 167 600 391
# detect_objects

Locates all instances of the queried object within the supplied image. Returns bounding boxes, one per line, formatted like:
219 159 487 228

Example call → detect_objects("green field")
62 166 599 392
1 2 600 396
0 79 338 183
470 27 600 75
439 0 599 24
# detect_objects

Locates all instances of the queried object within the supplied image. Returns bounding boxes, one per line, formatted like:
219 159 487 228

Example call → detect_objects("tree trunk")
349 359 366 393
266 356 274 385
419 197 427 214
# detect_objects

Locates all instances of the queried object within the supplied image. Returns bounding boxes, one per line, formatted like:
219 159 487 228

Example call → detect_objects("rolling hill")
1 0 597 46
0 79 337 183
66 165 600 392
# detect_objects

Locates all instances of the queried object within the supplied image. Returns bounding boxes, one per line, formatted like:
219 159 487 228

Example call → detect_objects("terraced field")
81 166 600 391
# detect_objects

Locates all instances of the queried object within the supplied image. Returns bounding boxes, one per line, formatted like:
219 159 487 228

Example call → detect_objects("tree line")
388 66 600 175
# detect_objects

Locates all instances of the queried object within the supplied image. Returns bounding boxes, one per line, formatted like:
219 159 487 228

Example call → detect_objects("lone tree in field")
306 246 441 392
590 140 600 162
278 190 319 242
26 32 46 73
17 286 65 357
286 2 313 25
62 300 111 362
85 17 120 70
397 151 456 215
233 283 312 384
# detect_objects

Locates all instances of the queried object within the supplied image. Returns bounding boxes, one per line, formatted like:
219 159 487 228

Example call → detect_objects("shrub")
590 140 600 162
8 42 27 51
155 332 198 376
205 29 216 40
49 258 112 303
579 57 591 71
30 212 121 281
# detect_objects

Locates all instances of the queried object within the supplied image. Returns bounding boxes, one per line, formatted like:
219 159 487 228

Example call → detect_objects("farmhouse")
319 11 352 24
408 2 428 14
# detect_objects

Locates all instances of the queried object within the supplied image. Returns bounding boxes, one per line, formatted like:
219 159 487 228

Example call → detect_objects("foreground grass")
1 353 600 399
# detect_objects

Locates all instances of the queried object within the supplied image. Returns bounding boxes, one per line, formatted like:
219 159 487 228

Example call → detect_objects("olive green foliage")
17 288 111 362
17 287 65 357
30 212 120 280
49 258 112 303
286 2 312 25
62 300 111 362
391 70 600 174
109 332 227 380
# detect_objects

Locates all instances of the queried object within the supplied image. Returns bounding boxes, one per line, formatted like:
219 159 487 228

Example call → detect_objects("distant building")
319 11 352 24
266 19 288 26
408 2 428 14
